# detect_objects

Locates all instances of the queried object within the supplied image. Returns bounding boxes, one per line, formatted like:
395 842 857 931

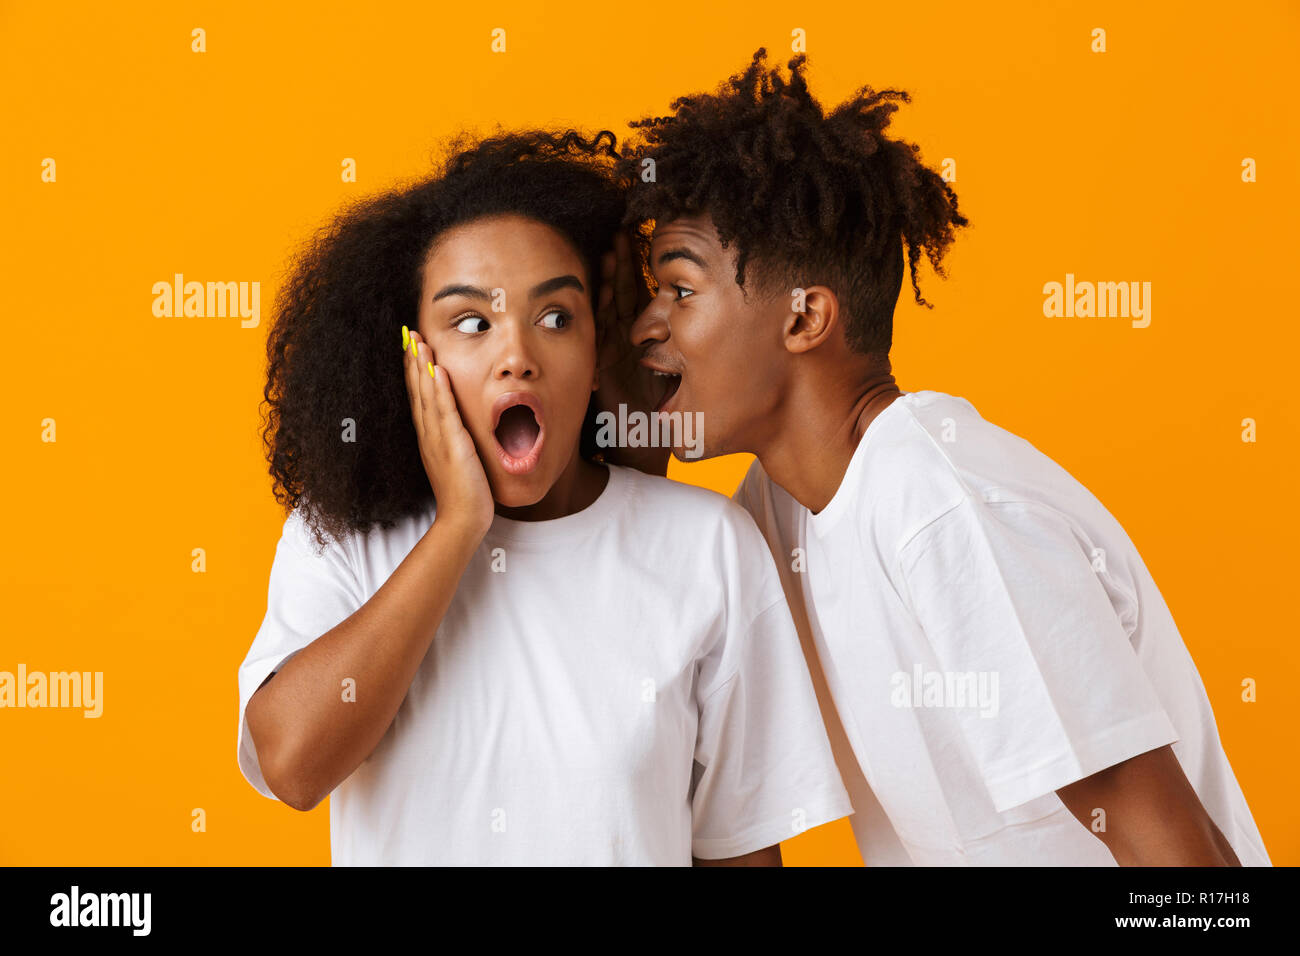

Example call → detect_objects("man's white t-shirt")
734 390 1270 866
237 463 853 865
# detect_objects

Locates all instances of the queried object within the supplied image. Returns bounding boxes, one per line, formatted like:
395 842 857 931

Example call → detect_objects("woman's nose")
493 322 537 379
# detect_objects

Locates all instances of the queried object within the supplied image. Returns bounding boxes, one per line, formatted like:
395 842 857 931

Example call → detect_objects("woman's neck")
494 451 609 522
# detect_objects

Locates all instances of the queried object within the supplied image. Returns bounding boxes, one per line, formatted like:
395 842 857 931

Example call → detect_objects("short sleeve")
237 510 364 800
898 495 1179 813
690 510 854 859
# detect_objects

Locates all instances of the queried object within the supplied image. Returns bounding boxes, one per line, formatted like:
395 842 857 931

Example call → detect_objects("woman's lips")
490 390 546 476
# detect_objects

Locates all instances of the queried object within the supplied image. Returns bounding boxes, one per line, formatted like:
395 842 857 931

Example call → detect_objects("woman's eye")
672 285 694 301
539 310 570 329
454 316 489 334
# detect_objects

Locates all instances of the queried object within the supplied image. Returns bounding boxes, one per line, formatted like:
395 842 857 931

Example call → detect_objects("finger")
420 333 453 423
614 232 636 319
412 333 440 441
403 327 426 437
430 361 467 438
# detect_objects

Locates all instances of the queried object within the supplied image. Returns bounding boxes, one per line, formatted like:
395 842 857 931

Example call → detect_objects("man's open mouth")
491 391 545 476
645 366 682 413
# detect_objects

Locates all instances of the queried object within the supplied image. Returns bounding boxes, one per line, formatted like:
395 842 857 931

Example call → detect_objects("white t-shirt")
237 463 852 865
734 390 1271 866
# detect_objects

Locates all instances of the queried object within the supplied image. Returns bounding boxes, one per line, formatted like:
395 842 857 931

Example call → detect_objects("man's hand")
593 231 670 476
1055 744 1241 866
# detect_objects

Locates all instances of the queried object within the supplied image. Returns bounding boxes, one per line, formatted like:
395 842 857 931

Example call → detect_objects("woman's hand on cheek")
403 327 495 538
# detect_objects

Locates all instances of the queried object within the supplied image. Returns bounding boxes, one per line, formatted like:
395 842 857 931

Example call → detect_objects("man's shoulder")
727 393 987 508
728 393 1024 557
867 391 993 470
864 391 1086 514
725 391 1083 552
874 394 1145 583
883 392 1121 526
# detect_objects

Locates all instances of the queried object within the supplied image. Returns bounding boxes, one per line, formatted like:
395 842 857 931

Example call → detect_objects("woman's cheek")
433 358 486 428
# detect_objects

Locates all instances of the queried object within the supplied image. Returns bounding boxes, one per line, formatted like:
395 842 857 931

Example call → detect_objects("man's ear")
781 285 840 354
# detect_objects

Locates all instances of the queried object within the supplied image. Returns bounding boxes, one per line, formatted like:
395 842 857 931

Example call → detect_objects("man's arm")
693 845 783 867
1055 744 1240 866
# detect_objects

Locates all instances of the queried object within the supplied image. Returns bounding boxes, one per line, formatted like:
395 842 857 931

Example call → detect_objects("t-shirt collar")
481 462 626 550
807 394 906 537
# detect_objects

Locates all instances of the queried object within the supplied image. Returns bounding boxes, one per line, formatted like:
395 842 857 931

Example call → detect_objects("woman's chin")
488 471 550 511
481 433 585 515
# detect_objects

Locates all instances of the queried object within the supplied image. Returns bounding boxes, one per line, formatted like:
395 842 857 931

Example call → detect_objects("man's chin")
670 444 716 464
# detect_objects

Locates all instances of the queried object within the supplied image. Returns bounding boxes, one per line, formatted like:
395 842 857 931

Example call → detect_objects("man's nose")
630 298 669 349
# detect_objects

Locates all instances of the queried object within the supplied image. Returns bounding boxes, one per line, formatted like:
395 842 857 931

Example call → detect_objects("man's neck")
756 364 901 514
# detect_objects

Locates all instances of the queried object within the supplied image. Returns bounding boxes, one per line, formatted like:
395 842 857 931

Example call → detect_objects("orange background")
2 0 1295 865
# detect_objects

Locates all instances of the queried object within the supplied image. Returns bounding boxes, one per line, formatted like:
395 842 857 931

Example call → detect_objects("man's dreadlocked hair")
620 48 969 354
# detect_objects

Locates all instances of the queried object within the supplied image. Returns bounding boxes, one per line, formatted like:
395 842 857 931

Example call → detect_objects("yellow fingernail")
410 340 418 358
402 325 410 350
428 361 436 379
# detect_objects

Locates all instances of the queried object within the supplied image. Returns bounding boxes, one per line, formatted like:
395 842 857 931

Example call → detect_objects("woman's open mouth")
491 391 545 475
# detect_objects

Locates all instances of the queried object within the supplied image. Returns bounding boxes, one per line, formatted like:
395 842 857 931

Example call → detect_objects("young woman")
236 129 852 865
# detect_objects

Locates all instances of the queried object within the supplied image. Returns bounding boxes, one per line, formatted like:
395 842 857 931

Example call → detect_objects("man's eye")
539 310 570 329
455 316 489 333
673 285 694 300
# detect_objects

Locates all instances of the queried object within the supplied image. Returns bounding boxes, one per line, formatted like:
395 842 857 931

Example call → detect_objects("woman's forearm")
245 515 483 811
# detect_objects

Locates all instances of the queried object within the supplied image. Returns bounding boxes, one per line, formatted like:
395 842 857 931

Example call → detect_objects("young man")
616 49 1271 866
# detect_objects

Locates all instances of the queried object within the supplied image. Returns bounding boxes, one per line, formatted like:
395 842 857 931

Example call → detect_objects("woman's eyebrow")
432 283 492 303
432 276 584 303
529 274 584 298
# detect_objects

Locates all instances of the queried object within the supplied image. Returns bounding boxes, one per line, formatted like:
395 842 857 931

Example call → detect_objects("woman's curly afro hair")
261 129 625 550
620 48 970 355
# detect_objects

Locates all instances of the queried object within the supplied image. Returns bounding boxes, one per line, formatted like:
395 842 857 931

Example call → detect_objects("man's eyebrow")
529 274 584 298
432 283 493 303
654 247 709 271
